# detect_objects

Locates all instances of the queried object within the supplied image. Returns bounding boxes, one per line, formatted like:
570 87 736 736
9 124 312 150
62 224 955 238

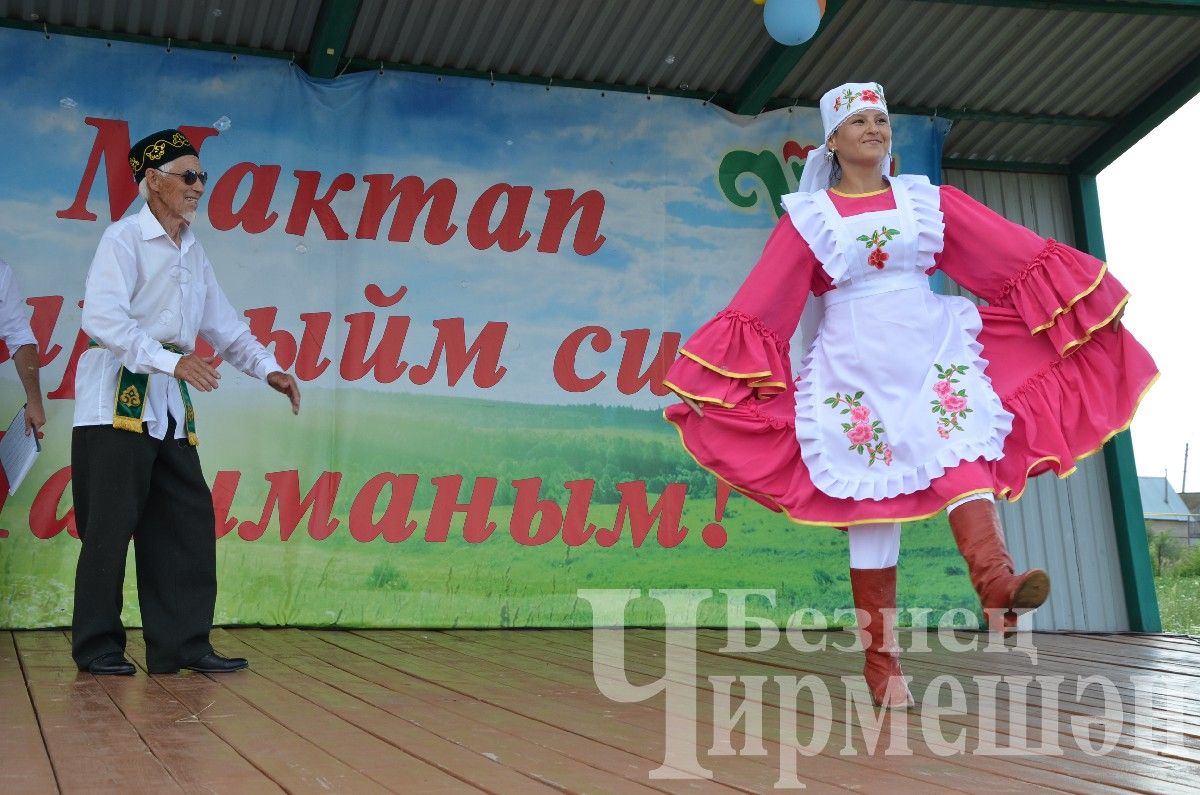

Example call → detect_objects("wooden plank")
907 639 1194 739
231 629 592 794
12 627 1197 794
180 630 474 794
0 633 60 794
471 628 1193 795
1023 633 1200 673
672 629 1200 786
897 647 1200 748
325 630 972 794
13 631 183 793
254 628 742 795
492 628 1151 795
786 630 1200 723
860 631 1200 730
310 630 825 793
228 628 670 795
1026 638 1200 674
659 629 1200 788
1067 634 1200 653
419 629 1098 794
122 633 395 794
90 646 283 794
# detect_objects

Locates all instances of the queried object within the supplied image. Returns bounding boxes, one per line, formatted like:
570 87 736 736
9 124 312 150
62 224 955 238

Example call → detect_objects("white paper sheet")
0 406 40 495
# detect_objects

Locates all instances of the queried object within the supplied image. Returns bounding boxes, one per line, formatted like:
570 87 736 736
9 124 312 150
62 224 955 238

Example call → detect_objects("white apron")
782 176 1013 501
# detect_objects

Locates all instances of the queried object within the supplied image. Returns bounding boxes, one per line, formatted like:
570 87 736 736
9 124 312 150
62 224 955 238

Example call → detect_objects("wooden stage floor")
2 628 1197 793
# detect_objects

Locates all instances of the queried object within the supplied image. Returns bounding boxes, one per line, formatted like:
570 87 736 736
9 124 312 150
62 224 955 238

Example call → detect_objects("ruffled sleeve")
663 215 829 407
936 185 1129 357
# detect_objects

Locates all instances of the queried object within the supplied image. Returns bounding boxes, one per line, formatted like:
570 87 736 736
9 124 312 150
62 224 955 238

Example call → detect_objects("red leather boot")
948 499 1050 632
849 566 913 708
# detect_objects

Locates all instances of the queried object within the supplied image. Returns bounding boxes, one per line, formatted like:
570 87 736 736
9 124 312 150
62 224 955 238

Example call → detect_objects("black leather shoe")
83 652 136 676
183 652 248 673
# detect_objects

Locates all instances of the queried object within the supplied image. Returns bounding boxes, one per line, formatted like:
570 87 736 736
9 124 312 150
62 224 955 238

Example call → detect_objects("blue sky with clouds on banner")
0 27 945 413
0 26 1190 485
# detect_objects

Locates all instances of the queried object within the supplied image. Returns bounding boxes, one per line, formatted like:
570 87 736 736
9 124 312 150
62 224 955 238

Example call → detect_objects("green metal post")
1068 173 1162 632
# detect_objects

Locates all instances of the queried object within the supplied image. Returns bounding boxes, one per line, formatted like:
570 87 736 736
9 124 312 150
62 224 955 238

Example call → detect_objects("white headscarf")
796 82 891 194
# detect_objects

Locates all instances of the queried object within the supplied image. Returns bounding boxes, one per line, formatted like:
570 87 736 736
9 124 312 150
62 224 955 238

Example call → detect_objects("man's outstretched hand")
174 354 221 392
267 371 301 415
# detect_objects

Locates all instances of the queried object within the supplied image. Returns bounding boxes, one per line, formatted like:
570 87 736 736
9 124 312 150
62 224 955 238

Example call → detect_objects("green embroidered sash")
88 339 199 445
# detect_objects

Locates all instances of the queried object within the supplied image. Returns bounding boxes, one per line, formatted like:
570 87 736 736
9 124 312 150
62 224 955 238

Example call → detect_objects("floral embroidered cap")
821 82 888 142
795 82 890 194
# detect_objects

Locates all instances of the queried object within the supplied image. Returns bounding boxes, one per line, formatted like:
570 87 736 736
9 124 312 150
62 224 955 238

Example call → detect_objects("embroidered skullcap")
127 129 198 184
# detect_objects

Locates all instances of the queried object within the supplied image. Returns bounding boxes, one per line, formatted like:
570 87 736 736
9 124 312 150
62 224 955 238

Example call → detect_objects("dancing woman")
664 82 1158 707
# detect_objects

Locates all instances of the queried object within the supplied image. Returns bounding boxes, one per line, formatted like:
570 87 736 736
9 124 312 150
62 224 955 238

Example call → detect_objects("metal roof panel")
3 0 1197 166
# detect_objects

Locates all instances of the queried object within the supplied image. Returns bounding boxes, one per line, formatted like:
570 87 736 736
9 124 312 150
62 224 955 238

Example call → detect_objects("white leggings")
847 493 994 569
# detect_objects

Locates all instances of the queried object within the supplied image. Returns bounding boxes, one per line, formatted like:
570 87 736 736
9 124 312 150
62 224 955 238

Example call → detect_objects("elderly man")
71 129 300 676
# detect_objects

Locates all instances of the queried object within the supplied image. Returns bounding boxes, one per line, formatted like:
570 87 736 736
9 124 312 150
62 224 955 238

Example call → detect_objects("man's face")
148 154 205 224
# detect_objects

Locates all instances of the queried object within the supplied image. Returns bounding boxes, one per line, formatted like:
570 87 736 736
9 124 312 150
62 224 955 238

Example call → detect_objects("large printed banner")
0 28 970 628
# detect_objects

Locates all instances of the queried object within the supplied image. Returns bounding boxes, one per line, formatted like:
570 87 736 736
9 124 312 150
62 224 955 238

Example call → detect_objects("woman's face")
828 110 891 168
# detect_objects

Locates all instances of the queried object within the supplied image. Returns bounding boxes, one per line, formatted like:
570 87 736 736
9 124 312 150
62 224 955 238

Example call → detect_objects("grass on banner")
0 387 977 628
2 499 975 629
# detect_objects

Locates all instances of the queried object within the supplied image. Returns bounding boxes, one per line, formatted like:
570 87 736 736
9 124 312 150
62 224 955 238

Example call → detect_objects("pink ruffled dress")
663 175 1158 526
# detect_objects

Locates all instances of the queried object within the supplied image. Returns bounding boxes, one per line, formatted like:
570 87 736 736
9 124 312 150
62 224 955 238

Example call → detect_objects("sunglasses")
154 168 208 186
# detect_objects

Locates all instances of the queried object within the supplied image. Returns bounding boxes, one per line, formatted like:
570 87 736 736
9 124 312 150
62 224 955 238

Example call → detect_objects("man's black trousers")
70 415 217 672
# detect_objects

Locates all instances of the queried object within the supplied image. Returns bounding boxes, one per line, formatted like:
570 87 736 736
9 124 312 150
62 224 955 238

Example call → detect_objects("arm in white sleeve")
81 236 181 376
197 259 282 381
0 261 36 350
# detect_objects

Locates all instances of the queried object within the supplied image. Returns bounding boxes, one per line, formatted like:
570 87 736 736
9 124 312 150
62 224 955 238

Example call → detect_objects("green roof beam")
942 158 1069 174
346 58 737 103
918 0 1200 16
726 0 846 116
306 0 363 79
1071 53 1200 174
0 16 293 62
761 98 1111 128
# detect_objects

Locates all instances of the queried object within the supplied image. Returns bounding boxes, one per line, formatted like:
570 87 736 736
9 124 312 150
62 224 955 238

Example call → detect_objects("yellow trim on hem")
829 186 893 198
679 349 772 380
996 369 1159 502
1058 294 1130 357
661 380 736 409
1029 262 1109 335
661 368 1159 525
113 416 144 433
662 411 1000 527
748 380 787 389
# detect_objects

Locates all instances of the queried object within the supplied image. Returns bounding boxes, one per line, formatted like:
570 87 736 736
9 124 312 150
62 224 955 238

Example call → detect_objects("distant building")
1139 477 1199 547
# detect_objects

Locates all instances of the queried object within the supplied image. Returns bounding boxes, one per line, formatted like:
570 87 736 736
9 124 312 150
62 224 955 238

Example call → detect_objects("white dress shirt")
0 259 37 351
74 204 282 440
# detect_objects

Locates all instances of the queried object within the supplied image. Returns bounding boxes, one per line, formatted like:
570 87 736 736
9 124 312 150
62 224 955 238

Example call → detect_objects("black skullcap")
128 129 198 183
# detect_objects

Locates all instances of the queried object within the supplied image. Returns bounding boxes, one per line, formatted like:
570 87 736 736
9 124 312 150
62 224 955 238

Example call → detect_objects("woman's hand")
1111 304 1126 332
680 394 705 417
